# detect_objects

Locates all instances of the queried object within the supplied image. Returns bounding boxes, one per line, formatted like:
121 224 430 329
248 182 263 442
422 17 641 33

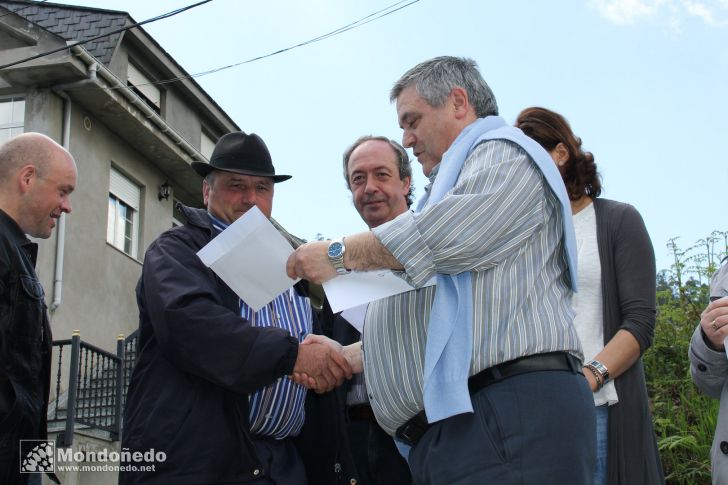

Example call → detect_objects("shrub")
645 231 727 484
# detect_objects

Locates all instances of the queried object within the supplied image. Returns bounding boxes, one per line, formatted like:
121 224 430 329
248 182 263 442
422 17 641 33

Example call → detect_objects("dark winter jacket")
294 298 360 485
120 205 300 484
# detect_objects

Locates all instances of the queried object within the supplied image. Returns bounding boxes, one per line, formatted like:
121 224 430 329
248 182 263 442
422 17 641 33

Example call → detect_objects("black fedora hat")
191 132 291 183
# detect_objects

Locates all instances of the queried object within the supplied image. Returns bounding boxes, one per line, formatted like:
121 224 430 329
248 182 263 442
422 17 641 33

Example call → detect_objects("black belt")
395 351 581 447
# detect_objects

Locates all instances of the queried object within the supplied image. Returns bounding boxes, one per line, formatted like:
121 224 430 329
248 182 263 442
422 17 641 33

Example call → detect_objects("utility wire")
184 0 419 81
64 0 419 91
0 0 212 70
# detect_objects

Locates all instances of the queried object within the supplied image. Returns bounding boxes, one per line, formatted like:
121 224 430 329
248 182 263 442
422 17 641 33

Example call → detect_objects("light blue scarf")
417 116 578 424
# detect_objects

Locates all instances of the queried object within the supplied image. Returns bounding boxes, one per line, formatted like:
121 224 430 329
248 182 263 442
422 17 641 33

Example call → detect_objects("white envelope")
323 270 436 313
197 206 299 311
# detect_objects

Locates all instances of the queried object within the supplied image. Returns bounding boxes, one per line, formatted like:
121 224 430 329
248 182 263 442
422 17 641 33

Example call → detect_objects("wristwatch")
327 238 350 275
587 359 610 382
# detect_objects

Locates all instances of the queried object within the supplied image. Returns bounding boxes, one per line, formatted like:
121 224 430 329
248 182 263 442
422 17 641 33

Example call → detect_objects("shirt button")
721 442 728 455
698 364 707 372
253 469 261 476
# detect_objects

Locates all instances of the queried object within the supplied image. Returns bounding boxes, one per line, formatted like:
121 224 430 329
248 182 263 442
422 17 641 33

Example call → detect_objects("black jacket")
120 205 300 484
0 208 54 484
294 298 360 485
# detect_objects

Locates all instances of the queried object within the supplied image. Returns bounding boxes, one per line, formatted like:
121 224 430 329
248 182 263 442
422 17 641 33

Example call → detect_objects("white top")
572 202 618 406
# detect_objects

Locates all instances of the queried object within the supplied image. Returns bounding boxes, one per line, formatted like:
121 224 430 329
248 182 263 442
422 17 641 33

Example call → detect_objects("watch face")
328 241 344 258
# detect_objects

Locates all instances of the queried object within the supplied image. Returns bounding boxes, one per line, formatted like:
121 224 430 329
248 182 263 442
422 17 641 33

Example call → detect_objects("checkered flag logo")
20 440 54 473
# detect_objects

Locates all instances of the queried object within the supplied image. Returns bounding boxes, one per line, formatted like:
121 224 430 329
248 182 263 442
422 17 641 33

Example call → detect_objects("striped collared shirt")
209 213 311 439
364 140 582 436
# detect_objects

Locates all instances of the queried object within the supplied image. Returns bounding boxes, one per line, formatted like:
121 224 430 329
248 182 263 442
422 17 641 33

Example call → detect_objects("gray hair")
204 171 217 187
389 56 498 118
342 135 414 208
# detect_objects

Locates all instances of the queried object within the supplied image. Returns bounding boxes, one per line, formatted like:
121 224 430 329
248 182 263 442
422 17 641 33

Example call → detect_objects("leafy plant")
645 230 727 484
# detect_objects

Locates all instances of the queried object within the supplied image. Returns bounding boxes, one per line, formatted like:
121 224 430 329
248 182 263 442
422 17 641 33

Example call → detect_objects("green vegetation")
645 231 727 484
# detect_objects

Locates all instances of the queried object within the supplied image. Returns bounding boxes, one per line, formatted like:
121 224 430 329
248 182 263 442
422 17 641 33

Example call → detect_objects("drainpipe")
69 45 205 162
46 44 207 311
49 63 98 313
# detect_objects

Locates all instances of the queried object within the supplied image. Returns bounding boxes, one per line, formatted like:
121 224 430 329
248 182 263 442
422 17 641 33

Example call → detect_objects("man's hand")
342 341 363 374
292 334 352 393
286 241 338 284
701 296 728 350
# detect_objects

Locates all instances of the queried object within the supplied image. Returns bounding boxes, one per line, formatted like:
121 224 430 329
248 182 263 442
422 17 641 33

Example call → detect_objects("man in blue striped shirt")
122 132 351 485
288 57 596 484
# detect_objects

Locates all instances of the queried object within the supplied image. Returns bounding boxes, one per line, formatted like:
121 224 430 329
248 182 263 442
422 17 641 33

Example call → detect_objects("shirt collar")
0 208 38 263
207 212 229 233
0 207 30 246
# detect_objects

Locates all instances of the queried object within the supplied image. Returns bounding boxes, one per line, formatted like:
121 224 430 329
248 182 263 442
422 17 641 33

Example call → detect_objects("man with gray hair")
294 135 414 485
288 56 596 483
333 135 414 484
0 133 76 485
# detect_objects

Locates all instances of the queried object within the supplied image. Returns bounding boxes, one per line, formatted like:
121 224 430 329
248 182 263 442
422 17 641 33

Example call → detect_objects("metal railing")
122 329 139 411
50 330 139 447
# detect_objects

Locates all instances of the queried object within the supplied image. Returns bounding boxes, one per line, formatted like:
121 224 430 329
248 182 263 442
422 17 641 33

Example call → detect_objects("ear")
401 176 411 196
202 179 211 207
450 87 470 119
17 164 37 194
553 143 569 167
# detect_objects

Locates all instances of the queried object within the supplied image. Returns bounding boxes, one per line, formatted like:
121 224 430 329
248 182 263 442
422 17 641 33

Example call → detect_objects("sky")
59 0 728 271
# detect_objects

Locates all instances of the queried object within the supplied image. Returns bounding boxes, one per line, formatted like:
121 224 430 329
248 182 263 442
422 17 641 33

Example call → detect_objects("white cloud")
591 0 728 27
590 0 662 25
682 1 718 24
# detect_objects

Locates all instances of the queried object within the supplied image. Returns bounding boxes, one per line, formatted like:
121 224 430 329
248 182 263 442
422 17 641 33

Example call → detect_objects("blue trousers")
408 369 596 485
594 404 609 485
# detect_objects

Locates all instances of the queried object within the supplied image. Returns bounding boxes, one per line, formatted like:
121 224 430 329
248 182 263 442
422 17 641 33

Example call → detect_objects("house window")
107 168 141 258
200 131 215 160
0 97 25 142
127 62 161 113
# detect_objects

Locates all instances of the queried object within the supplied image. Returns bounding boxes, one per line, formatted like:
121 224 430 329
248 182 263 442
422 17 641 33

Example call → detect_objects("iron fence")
50 330 138 447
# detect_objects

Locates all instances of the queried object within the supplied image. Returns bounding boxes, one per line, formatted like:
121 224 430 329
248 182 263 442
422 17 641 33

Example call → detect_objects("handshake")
291 334 363 393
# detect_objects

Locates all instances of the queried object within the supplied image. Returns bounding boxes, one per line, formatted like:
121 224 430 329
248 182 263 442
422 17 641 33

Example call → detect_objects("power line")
0 0 212 70
188 0 419 80
65 0 420 92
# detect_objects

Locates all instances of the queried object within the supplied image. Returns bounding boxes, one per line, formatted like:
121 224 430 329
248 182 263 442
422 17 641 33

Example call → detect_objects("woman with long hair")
516 107 664 485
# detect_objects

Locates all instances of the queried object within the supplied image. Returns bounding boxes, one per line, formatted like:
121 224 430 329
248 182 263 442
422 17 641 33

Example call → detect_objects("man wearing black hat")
120 132 352 485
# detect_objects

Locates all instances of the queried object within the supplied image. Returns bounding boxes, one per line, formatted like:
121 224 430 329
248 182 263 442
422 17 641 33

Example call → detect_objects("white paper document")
196 206 299 312
341 304 368 333
323 270 436 313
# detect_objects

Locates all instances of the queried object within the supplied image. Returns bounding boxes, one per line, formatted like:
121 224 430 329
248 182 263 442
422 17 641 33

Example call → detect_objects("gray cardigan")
593 198 665 484
689 260 728 485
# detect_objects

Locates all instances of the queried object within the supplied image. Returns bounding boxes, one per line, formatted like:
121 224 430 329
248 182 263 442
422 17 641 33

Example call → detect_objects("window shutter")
110 168 141 210
127 63 161 109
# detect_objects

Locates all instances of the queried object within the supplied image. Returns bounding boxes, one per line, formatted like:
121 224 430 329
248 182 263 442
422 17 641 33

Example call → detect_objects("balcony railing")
49 330 138 447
